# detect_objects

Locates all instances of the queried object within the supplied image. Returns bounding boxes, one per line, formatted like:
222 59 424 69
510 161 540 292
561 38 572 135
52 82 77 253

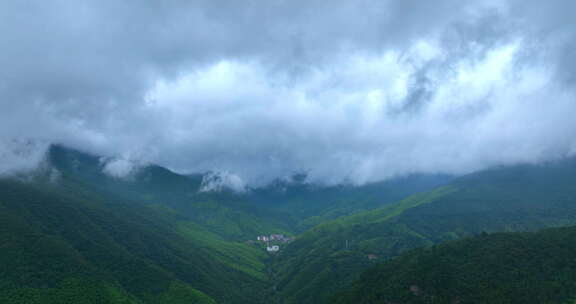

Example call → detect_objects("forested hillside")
334 226 576 304
0 145 453 304
47 145 449 238
247 174 452 231
274 158 576 303
48 145 292 241
0 178 270 303
4 1 576 303
4 145 576 304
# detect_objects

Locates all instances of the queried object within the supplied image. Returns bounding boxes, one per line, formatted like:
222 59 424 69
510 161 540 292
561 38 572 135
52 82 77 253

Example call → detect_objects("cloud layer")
1 0 575 185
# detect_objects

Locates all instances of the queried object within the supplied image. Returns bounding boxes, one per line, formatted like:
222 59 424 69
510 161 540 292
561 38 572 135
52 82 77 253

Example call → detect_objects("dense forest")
333 226 576 304
4 1 576 303
0 146 448 303
2 146 576 303
273 158 576 303
0 178 270 303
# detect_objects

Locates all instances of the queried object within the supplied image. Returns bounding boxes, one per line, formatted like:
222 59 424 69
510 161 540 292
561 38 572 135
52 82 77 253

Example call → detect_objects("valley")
4 2 576 303
2 146 576 303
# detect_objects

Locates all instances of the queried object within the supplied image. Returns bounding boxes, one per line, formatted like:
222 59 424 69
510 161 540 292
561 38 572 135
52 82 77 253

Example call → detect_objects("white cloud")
101 158 141 179
200 171 246 193
0 139 49 176
1 0 576 184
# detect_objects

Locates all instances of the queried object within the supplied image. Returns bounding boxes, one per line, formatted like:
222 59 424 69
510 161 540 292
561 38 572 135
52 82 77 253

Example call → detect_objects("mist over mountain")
3 3 576 303
2 1 576 186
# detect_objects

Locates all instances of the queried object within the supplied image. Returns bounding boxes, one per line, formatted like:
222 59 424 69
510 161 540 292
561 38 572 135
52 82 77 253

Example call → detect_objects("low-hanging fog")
1 0 575 186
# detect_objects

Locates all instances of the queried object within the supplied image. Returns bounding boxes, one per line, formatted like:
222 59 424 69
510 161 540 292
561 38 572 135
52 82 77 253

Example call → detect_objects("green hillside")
0 178 269 303
274 158 576 303
247 174 452 231
4 145 576 304
48 145 292 241
47 145 449 239
0 145 451 304
334 225 576 304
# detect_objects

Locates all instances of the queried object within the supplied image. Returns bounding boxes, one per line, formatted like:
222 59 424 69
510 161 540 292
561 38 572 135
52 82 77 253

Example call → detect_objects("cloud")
101 158 142 179
200 171 247 193
1 0 575 185
0 139 49 176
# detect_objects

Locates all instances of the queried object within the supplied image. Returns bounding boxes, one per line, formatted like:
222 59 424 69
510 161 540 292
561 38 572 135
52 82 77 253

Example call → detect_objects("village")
254 234 293 253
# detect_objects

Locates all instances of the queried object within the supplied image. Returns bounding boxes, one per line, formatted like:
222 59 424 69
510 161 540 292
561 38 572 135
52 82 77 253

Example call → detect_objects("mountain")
47 145 450 238
4 144 576 303
0 166 271 303
0 145 447 303
47 145 292 241
333 225 576 304
247 174 452 231
273 158 576 303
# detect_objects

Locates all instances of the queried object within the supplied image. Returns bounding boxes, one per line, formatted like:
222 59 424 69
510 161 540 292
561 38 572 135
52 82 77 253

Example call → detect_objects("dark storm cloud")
1 0 575 185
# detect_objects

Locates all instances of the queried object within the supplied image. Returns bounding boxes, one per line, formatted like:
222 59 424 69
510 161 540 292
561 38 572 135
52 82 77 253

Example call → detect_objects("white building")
266 245 279 252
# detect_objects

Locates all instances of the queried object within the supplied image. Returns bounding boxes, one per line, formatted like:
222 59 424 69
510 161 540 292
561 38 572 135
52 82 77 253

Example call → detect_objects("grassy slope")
0 178 269 303
334 226 576 304
275 159 576 303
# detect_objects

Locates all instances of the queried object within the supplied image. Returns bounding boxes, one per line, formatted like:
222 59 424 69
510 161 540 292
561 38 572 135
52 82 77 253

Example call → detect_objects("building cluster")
255 234 293 253
256 234 293 243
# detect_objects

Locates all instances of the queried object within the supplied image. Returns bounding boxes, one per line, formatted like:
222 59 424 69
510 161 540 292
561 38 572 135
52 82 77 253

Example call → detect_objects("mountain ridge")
273 156 576 303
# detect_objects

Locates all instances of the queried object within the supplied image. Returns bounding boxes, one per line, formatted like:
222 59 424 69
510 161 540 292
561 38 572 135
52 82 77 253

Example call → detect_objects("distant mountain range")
2 144 576 303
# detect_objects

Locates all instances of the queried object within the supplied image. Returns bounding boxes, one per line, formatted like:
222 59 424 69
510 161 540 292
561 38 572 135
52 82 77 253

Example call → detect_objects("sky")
1 0 575 186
